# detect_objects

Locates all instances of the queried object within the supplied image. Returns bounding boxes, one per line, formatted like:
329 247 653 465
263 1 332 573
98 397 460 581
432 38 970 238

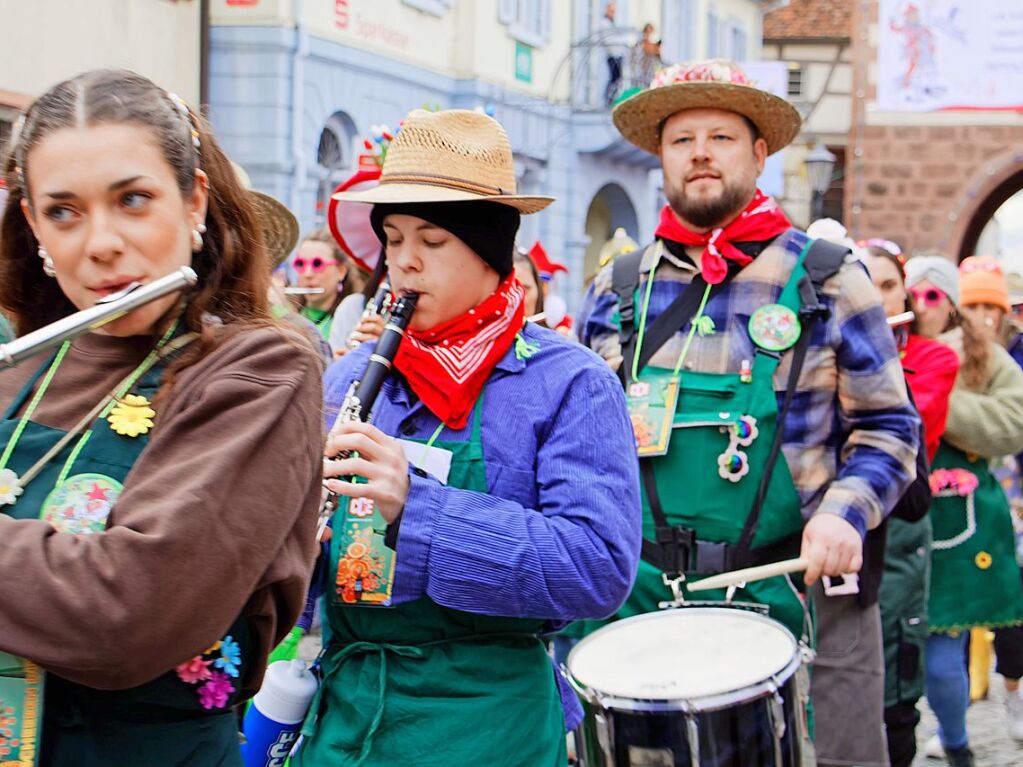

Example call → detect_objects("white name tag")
399 439 453 485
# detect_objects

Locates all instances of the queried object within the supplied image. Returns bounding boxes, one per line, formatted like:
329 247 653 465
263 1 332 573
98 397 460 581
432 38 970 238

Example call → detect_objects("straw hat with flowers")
333 109 554 214
613 59 802 156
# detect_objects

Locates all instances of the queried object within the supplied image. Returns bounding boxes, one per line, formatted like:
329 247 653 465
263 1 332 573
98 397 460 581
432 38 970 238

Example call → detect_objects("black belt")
640 528 802 577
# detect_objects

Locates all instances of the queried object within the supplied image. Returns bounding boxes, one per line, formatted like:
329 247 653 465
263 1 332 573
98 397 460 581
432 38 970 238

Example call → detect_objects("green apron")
296 398 566 766
0 350 248 767
590 248 812 642
878 516 931 707
928 442 1023 633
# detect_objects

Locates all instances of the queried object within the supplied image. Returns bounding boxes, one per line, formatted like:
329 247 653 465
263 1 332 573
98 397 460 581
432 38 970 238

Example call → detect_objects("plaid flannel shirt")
580 227 920 538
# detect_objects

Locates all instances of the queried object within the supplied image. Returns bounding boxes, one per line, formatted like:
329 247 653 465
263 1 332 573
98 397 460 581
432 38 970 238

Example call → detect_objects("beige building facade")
0 0 201 158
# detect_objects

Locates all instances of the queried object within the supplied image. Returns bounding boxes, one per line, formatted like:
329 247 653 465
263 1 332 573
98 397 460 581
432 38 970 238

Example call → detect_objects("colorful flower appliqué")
0 468 22 507
198 671 235 710
40 473 123 535
175 656 213 684
929 468 979 497
107 394 156 437
176 634 240 708
214 636 242 678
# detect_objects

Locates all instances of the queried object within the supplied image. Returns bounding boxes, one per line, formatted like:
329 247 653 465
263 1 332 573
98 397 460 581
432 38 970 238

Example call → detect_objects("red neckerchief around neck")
393 273 525 430
654 189 792 283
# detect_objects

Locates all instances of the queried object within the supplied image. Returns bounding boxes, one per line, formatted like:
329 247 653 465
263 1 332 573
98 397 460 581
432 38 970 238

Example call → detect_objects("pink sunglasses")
908 286 947 308
292 256 339 273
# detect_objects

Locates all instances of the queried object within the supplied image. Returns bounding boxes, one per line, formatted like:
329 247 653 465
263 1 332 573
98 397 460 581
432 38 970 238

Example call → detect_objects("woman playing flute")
0 69 322 766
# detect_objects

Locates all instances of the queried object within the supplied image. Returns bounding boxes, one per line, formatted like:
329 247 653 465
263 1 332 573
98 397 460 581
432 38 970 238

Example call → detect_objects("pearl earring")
191 223 206 253
38 245 56 277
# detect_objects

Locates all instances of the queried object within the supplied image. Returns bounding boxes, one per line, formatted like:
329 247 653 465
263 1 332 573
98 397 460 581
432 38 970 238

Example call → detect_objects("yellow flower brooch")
107 394 156 437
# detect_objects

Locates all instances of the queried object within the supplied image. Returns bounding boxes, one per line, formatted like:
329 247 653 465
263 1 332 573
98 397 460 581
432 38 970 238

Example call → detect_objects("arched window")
316 111 356 225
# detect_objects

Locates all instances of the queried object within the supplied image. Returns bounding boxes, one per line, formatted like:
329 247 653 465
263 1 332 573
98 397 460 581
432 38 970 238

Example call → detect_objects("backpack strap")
733 237 849 565
611 247 646 349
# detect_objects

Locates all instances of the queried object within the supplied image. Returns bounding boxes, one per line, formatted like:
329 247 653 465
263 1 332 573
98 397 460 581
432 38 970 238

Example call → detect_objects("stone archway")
940 148 1023 262
583 182 640 279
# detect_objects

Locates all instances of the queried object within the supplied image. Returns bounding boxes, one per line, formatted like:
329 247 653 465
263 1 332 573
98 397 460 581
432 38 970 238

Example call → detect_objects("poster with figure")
877 1 1023 112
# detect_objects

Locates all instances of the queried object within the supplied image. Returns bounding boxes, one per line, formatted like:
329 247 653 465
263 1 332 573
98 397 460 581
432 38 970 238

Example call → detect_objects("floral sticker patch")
930 468 979 497
40 473 123 535
175 634 239 710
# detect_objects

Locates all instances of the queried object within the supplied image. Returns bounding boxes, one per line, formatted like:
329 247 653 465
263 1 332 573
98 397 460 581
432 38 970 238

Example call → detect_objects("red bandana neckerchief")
394 273 525 430
653 189 792 284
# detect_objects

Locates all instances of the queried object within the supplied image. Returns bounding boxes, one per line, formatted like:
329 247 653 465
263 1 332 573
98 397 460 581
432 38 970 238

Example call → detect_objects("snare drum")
567 608 807 767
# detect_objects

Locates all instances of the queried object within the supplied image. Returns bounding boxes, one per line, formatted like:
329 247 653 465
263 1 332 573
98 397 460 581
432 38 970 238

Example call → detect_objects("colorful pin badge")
731 415 759 447
40 473 123 535
717 450 750 483
748 304 801 352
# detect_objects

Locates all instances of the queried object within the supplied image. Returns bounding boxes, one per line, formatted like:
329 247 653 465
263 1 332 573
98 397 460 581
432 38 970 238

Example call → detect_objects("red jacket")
901 333 959 462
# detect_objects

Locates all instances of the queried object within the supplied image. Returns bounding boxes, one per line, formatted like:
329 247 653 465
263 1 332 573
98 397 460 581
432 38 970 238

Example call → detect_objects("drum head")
568 608 798 704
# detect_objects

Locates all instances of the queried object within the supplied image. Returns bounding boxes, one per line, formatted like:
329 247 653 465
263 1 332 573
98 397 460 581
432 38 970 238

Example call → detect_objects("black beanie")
369 201 521 278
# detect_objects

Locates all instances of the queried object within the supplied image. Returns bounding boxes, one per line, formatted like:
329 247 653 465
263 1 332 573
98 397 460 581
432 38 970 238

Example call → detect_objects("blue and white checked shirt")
323 321 642 728
581 228 920 538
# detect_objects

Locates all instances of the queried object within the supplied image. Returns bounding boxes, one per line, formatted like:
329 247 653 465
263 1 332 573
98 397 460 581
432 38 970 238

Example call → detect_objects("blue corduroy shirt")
323 321 642 728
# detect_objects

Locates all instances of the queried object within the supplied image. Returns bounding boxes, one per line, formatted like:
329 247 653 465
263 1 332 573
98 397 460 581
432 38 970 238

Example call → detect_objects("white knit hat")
905 256 961 306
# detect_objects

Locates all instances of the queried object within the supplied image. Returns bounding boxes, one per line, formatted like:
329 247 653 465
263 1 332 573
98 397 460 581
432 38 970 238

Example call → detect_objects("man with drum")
580 59 920 766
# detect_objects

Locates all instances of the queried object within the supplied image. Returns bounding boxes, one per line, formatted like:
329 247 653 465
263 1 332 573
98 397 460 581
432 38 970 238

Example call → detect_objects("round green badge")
40 473 123 535
748 304 801 352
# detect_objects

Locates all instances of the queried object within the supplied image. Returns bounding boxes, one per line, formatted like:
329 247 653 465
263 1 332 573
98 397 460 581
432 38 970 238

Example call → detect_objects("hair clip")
165 91 201 155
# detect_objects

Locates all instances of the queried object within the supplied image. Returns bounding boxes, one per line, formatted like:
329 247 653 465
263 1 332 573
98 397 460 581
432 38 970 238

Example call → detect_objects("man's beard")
666 175 754 230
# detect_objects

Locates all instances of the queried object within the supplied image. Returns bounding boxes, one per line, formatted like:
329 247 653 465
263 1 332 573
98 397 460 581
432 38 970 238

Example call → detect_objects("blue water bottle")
242 660 319 767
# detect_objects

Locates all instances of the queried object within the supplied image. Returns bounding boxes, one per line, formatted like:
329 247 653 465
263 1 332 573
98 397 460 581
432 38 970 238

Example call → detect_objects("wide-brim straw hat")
333 109 554 215
613 59 802 156
232 162 300 268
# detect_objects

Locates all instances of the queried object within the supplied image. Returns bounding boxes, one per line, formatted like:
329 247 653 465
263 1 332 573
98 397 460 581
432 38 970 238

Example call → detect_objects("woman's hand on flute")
323 421 410 523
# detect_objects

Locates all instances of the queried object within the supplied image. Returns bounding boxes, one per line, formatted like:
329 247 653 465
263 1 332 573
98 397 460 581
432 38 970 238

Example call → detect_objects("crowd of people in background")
2 43 1023 767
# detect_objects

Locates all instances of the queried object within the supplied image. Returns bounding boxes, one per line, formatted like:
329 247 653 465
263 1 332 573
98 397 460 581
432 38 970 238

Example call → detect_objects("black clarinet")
318 292 418 531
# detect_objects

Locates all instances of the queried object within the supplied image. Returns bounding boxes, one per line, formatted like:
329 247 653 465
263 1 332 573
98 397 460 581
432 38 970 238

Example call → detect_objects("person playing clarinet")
0 69 323 766
300 109 641 766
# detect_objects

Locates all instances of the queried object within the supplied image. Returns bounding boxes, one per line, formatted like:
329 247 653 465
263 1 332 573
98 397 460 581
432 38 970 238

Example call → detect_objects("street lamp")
805 140 837 221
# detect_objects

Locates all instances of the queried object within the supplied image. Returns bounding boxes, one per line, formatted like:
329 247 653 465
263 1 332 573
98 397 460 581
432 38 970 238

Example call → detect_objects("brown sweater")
0 326 323 694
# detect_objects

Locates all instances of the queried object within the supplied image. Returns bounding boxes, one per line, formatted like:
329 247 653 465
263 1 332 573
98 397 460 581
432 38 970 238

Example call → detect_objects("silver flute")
0 266 199 369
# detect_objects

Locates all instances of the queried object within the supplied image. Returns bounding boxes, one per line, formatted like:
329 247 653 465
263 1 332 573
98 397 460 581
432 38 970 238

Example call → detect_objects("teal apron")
0 349 250 767
928 442 1023 633
587 246 813 642
297 397 566 766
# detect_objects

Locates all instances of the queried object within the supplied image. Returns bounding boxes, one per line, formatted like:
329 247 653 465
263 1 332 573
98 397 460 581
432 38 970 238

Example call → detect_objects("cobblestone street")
915 676 1023 767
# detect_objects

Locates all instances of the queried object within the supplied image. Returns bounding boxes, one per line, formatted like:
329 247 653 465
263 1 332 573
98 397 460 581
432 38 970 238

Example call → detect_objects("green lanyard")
415 422 446 469
631 244 714 381
1 322 182 495
0 342 71 472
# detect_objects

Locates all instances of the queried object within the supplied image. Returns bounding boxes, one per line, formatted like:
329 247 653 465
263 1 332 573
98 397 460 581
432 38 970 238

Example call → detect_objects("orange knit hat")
959 256 1010 313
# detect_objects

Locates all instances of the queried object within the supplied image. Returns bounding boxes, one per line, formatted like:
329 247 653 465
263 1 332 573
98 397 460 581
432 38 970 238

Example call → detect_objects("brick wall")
847 1 1023 258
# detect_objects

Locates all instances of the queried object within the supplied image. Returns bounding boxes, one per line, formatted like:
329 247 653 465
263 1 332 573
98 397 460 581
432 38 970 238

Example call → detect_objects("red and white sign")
335 0 349 29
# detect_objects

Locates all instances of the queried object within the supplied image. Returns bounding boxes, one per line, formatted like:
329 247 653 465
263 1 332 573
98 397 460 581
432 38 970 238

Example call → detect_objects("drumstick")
686 557 809 592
